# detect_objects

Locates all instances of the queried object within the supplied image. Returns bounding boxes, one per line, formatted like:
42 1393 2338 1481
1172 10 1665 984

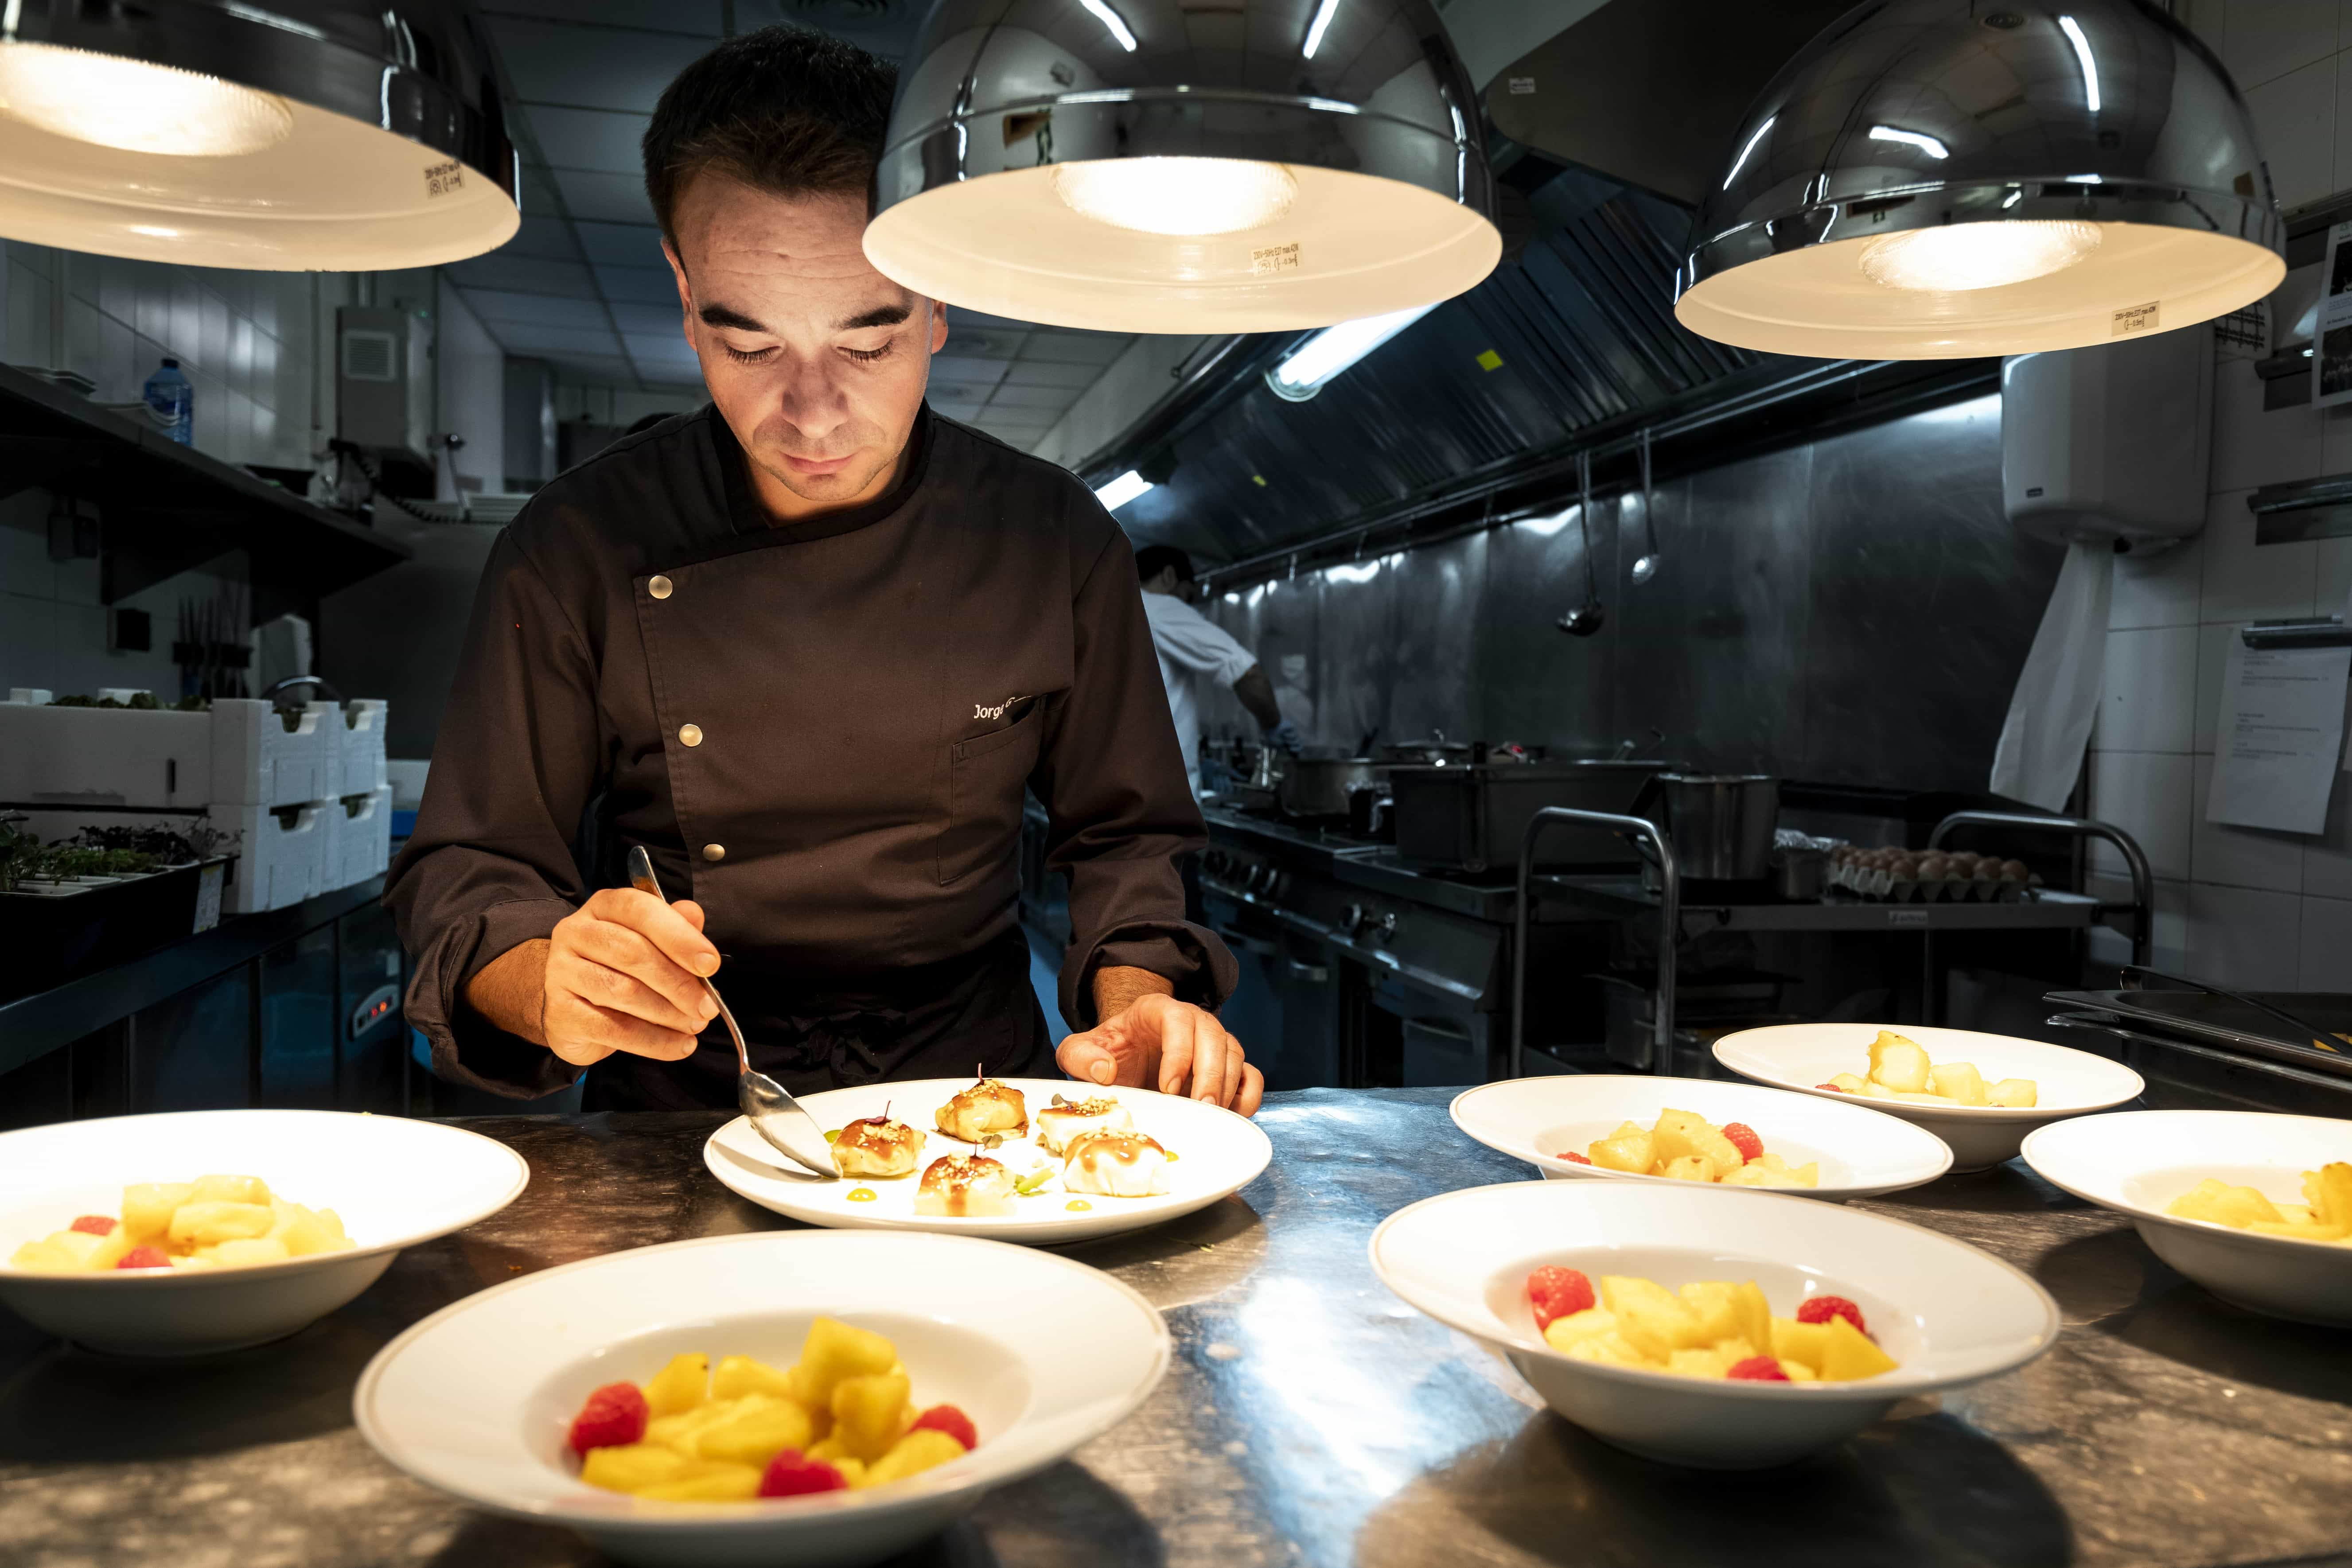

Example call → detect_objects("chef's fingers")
558 947 711 1037
1054 1029 1125 1089
586 887 721 977
549 993 702 1063
1177 1008 1231 1105
1232 1061 1266 1117
671 899 707 931
567 918 716 1027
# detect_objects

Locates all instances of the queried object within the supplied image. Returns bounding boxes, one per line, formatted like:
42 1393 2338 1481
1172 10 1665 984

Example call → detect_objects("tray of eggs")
1826 845 2039 903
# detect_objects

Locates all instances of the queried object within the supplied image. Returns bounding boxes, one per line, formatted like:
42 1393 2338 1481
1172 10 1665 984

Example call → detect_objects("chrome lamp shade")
865 0 1500 332
1675 0 2284 359
0 0 518 271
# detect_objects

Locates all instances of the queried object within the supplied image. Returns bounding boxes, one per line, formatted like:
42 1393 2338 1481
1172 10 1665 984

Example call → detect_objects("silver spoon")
1630 428 1662 586
626 846 837 1178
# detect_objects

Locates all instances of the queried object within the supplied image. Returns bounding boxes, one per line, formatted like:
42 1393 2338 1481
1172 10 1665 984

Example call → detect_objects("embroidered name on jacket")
974 696 1026 721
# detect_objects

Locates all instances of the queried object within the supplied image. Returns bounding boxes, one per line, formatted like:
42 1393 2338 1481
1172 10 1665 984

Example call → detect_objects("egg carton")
1826 862 2042 903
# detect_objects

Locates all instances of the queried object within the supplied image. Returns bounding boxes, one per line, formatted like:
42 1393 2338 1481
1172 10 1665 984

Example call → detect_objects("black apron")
579 924 1056 1112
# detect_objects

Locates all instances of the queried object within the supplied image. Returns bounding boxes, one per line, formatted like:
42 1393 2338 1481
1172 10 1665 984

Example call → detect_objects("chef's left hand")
1057 985 1263 1116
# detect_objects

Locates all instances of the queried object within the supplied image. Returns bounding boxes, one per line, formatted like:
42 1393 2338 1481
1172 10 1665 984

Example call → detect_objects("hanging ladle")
1557 449 1606 637
1630 428 1663 585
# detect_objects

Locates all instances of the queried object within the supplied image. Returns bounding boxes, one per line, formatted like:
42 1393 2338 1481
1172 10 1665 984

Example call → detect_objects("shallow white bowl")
1712 1023 2144 1171
1450 1075 1952 1200
1370 1180 2058 1469
705 1078 1272 1245
2022 1110 2352 1327
357 1229 1169 1568
0 1110 528 1357
0 1109 527 1356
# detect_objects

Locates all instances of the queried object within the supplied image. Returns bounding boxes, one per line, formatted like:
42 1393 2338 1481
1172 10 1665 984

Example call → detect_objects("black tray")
0 858 228 1005
2046 988 2352 1082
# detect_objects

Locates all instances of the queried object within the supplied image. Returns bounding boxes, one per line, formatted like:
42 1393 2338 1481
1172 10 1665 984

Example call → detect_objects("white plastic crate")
338 700 389 797
0 692 212 809
208 799 330 914
210 698 335 807
328 786 395 890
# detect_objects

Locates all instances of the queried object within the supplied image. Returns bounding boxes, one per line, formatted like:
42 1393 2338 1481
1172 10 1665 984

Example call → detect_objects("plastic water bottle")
143 357 193 445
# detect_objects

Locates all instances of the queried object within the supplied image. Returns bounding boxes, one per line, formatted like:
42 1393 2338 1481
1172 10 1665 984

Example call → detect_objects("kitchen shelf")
1532 874 2107 936
0 362 409 604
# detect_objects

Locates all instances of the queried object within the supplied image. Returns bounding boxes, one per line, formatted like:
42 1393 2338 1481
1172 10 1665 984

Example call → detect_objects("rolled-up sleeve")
1147 598 1258 687
1033 530 1240 1029
382 533 598 1099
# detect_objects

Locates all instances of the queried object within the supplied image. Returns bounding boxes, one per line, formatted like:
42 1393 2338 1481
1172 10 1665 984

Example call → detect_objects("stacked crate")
0 690 394 914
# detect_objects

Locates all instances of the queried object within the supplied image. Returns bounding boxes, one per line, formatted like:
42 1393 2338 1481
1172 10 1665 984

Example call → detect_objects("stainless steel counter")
4 1089 2349 1568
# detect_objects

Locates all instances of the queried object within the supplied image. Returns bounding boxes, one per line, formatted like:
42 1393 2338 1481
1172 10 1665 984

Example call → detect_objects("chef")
1135 545 1302 793
386 26 1259 1116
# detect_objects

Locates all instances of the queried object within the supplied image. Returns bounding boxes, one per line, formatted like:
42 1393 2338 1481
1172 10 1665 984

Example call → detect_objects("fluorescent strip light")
2057 15 2100 113
1722 114 1776 190
1302 0 1341 59
1867 125 1949 159
1265 303 1435 401
1078 0 1138 52
2001 188 2022 208
1094 469 1153 510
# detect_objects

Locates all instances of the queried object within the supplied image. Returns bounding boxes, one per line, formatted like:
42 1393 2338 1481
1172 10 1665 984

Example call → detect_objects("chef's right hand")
539 889 722 1067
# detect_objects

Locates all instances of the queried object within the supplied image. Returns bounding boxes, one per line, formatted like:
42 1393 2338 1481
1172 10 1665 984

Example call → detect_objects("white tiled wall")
2181 0 2352 208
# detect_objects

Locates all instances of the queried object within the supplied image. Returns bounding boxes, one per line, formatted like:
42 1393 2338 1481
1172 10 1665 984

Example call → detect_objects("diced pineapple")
693 1396 815 1465
1649 1109 1716 1167
2247 1219 2349 1241
1562 1331 1649 1368
46 1229 119 1269
168 1254 218 1270
313 1208 348 1241
1927 1062 1989 1106
786 1317 898 1408
1719 1163 1772 1187
832 1456 870 1489
1658 1154 1715 1183
580 1443 695 1493
710 1354 796 1402
1666 1346 1736 1379
803 1436 848 1465
1828 1073 1869 1094
646 1396 744 1454
864 1428 967 1487
2305 1163 2352 1229
271 1204 346 1257
1600 1275 1706 1360
1858 1081 1900 1100
1783 1162 1820 1187
1867 1035 1931 1093
1818 1315 1899 1381
1588 1131 1655 1173
167 1201 275 1249
1677 1282 1741 1345
120 1182 194 1244
1729 1281 1772 1352
1892 1091 1955 1105
1768 1317 1830 1375
829 1368 912 1462
644 1352 711 1417
1986 1078 2038 1108
1779 1358 1818 1382
636 1461 763 1502
190 1175 273 1206
8 1239 73 1272
1541 1307 1619 1354
206 1237 291 1268
2168 1178 2284 1229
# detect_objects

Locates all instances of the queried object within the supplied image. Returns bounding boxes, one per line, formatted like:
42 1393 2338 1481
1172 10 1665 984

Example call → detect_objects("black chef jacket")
384 405 1236 1107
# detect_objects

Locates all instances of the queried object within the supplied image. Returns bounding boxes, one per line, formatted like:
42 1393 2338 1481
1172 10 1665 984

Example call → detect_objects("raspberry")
115 1247 169 1269
1815 1082 1844 1092
1526 1265 1597 1331
759 1450 849 1497
908 1404 977 1451
1562 1152 1593 1166
1720 1124 1764 1163
1727 1356 1789 1381
69 1215 118 1236
1796 1296 1866 1335
566 1381 649 1455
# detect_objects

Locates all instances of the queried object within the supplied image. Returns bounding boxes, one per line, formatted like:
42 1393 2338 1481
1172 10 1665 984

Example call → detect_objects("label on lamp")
1251 242 1301 276
424 161 466 199
2110 300 2159 335
1508 77 1536 94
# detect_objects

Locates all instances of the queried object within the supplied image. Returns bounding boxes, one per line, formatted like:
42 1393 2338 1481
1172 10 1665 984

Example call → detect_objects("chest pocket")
937 701 1044 886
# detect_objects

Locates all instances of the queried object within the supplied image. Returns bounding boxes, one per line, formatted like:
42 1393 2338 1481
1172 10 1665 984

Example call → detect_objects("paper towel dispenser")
2001 326 2213 548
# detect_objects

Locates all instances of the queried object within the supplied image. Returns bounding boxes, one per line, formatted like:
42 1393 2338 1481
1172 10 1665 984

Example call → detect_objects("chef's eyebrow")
697 303 768 333
835 303 912 331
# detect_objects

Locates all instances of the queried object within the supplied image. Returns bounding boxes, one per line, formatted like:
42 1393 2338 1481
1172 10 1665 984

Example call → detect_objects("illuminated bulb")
0 41 292 158
1053 157 1297 237
1858 221 2103 292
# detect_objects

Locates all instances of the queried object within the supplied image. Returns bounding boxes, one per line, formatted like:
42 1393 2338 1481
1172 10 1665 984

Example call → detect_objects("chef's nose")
774 364 854 440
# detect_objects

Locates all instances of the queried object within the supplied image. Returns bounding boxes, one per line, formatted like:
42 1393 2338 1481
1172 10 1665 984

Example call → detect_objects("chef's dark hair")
1134 546 1195 584
643 25 896 246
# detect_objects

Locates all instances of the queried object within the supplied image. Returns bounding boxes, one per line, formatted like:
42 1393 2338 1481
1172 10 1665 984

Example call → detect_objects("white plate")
356 1229 1169 1568
2022 1110 2352 1327
0 1109 528 1356
703 1078 1272 1245
1371 1180 2059 1470
1711 1023 2144 1171
1449 1075 1953 1200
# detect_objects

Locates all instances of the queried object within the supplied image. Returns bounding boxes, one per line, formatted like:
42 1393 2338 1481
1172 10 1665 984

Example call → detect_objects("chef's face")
665 173 947 516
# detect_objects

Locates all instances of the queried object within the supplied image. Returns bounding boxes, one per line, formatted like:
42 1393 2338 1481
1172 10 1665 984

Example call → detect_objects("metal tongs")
625 846 837 1178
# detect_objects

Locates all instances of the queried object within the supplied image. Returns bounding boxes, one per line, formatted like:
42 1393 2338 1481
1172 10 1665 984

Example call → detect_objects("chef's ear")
662 241 694 333
929 300 949 354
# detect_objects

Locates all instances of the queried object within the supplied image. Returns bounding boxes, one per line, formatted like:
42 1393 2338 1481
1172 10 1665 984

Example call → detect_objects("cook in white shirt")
1135 545 1301 792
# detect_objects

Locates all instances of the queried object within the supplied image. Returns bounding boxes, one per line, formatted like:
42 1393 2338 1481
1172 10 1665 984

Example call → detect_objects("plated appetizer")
9 1174 354 1272
1562 1107 1818 1188
1528 1266 1898 1383
566 1316 978 1500
2168 1162 2352 1243
1819 1030 2037 1108
1063 1131 1170 1198
935 1077 1027 1145
915 1155 1017 1217
1035 1093 1134 1155
830 1115 924 1179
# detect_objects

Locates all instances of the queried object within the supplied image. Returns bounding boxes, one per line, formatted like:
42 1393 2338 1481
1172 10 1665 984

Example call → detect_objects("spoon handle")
625 846 751 1071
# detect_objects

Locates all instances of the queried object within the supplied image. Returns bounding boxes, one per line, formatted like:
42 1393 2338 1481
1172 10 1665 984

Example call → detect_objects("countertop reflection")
2 1088 2347 1568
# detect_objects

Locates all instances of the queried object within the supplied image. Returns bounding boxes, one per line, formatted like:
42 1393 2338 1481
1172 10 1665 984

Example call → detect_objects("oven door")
1201 889 1347 1090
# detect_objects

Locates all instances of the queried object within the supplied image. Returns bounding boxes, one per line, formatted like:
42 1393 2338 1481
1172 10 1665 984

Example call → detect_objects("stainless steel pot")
1390 759 1680 872
1277 756 1382 817
1641 774 1781 881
